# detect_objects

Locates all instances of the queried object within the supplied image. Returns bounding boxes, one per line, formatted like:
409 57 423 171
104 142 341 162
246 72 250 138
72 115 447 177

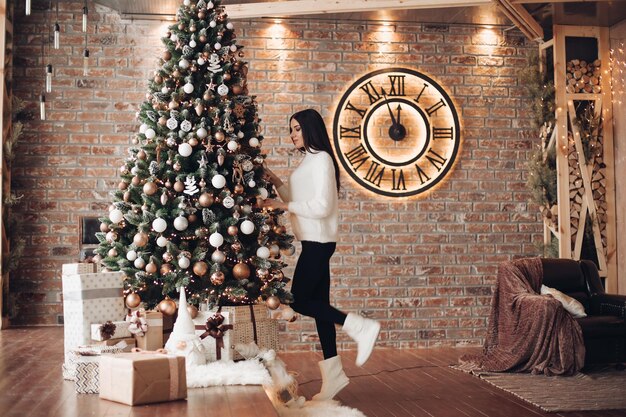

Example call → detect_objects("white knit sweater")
276 151 339 243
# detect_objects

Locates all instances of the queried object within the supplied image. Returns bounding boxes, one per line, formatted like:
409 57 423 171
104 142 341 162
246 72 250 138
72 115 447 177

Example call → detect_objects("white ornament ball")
207 0 214 8
211 174 226 189
139 123 148 134
145 128 156 139
126 250 138 261
134 257 146 269
109 209 124 224
248 179 256 188
209 232 224 248
227 140 239 151
171 33 178 42
152 218 167 233
179 142 193 157
184 0 190 6
259 188 269 200
161 86 169 94
226 22 234 30
131 166 139 175
217 84 229 96
189 40 197 48
211 250 226 263
237 131 244 138
240 220 255 235
178 257 190 269
249 137 260 147
196 127 208 139
157 236 169 247
179 59 190 69
174 215 189 231
256 246 270 259
197 57 205 65
230 45 237 52
214 42 222 50
183 83 194 94
210 20 216 28
223 196 235 209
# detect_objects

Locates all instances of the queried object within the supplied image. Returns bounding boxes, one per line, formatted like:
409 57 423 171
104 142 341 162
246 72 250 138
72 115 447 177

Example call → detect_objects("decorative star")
206 80 216 91
199 153 208 168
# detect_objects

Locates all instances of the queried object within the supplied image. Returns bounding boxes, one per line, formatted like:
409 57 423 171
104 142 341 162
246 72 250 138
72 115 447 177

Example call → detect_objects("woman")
262 109 381 401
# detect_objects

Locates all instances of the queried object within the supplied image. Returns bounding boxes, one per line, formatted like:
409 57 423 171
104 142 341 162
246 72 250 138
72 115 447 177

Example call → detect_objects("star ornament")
206 80 217 91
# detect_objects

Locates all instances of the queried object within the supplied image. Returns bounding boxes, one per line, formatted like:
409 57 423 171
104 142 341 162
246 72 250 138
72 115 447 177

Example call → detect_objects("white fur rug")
276 400 367 417
186 359 271 388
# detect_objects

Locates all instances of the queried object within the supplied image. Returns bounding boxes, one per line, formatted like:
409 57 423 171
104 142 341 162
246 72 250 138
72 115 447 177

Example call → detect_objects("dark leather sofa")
541 258 626 364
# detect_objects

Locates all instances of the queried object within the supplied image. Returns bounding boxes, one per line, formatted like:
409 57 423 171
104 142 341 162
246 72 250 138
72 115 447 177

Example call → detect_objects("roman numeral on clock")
426 98 446 116
415 164 431 185
359 81 381 104
415 83 428 103
433 126 454 140
344 101 366 118
391 168 406 191
425 149 447 171
388 75 405 96
344 144 369 171
364 161 385 188
339 125 361 139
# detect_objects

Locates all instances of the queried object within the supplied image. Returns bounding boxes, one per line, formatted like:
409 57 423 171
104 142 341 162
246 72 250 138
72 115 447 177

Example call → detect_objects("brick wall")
10 1 542 351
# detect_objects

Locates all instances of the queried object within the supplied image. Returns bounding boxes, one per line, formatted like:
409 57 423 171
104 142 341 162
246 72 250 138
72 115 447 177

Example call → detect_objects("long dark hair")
290 109 341 191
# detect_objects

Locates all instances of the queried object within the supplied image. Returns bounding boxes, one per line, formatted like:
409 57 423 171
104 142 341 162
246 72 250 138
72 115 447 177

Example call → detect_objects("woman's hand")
262 162 283 187
261 198 288 211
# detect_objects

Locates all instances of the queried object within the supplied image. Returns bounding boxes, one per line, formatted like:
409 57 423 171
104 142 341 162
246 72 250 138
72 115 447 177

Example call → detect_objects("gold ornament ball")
123 191 131 202
174 181 185 192
198 10 206 19
131 176 141 186
158 116 168 126
203 91 211 100
210 271 225 285
158 298 177 316
214 131 225 142
137 150 147 160
100 222 110 233
223 73 231 81
188 213 197 224
163 252 174 262
107 248 118 257
199 193 214 207
199 35 207 43
169 100 179 110
106 231 118 243
160 263 173 275
189 137 199 147
187 304 199 319
233 262 251 280
234 184 244 194
143 181 158 195
133 232 149 247
257 268 269 280
173 69 181 78
154 75 163 84
178 23 185 30
145 262 158 274
232 85 243 95
125 292 142 309
227 225 238 236
193 261 209 277
118 181 128 190
266 296 281 310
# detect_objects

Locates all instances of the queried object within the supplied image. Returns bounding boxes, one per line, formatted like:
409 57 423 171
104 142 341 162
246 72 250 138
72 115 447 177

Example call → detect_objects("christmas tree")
94 0 294 314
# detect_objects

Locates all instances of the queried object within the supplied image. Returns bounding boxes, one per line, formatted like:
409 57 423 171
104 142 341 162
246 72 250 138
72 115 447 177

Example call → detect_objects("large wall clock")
332 67 460 197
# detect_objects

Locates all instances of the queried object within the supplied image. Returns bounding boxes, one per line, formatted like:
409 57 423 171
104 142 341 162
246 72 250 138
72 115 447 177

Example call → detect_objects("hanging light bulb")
25 0 31 15
82 4 88 33
46 64 53 93
83 48 89 76
40 93 46 121
54 23 60 49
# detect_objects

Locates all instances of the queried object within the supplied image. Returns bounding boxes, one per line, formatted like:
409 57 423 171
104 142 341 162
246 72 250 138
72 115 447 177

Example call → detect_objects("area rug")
276 400 367 417
455 365 626 412
186 359 271 387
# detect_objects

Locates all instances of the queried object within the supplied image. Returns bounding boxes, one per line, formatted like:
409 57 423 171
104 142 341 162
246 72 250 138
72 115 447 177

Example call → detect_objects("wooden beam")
225 0 491 19
493 0 543 41
512 0 617 3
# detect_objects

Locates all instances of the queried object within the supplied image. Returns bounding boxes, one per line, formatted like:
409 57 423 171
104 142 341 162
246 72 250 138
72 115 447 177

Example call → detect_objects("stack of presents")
61 263 279 406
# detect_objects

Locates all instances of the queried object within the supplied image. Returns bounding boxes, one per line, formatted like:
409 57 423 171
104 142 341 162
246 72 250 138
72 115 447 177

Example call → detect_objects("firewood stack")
566 59 602 94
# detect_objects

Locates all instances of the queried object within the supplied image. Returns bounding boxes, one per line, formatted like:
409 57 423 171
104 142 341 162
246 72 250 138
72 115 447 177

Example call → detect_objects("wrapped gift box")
194 311 233 361
99 352 187 406
62 271 126 363
91 321 132 341
134 311 164 351
229 318 279 360
75 356 100 394
93 338 136 352
62 344 124 381
62 263 95 276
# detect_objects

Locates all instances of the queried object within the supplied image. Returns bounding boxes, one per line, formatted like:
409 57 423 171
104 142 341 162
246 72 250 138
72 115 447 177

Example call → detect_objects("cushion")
541 285 588 318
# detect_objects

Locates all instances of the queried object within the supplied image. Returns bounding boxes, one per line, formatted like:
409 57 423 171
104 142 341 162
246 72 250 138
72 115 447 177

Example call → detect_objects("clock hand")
396 104 402 125
380 88 397 126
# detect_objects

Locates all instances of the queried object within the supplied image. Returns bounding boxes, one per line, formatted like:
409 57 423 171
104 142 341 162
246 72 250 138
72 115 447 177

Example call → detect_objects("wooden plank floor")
1 327 624 417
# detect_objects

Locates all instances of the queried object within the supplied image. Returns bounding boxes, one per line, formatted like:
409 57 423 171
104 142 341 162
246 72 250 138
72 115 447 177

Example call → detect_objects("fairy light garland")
609 43 626 106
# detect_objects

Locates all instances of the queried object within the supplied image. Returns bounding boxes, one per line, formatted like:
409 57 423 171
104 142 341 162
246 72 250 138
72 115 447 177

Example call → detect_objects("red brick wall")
10 1 541 351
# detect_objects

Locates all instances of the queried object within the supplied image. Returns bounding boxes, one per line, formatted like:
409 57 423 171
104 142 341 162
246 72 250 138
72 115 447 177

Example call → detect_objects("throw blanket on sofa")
460 257 585 376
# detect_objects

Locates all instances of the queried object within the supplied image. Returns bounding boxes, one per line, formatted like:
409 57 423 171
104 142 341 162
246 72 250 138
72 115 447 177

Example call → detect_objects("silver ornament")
181 120 192 132
223 196 235 208
167 117 179 130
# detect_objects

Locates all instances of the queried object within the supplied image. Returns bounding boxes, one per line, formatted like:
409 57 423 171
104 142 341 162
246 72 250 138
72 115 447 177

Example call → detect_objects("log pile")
566 59 602 94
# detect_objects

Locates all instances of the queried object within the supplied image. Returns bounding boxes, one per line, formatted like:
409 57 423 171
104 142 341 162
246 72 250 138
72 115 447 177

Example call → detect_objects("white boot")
342 313 380 366
312 355 349 401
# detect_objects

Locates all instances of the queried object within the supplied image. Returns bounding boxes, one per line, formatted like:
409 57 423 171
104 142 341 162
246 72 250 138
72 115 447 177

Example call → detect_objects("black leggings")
290 241 347 359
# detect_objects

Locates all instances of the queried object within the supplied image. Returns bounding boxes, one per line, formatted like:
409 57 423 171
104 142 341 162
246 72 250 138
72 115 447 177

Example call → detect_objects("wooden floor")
1 327 624 417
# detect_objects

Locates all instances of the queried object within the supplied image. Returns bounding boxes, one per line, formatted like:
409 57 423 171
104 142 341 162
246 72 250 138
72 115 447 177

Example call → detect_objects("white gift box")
194 311 233 361
75 357 100 394
62 263 95 275
62 344 126 381
91 321 132 341
62 272 126 364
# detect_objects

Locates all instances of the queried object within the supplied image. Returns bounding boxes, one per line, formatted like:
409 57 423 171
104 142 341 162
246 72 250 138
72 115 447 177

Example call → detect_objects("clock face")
332 67 460 197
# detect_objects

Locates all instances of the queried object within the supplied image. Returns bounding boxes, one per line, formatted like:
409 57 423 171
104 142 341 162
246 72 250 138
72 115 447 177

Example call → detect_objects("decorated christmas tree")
94 0 294 314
